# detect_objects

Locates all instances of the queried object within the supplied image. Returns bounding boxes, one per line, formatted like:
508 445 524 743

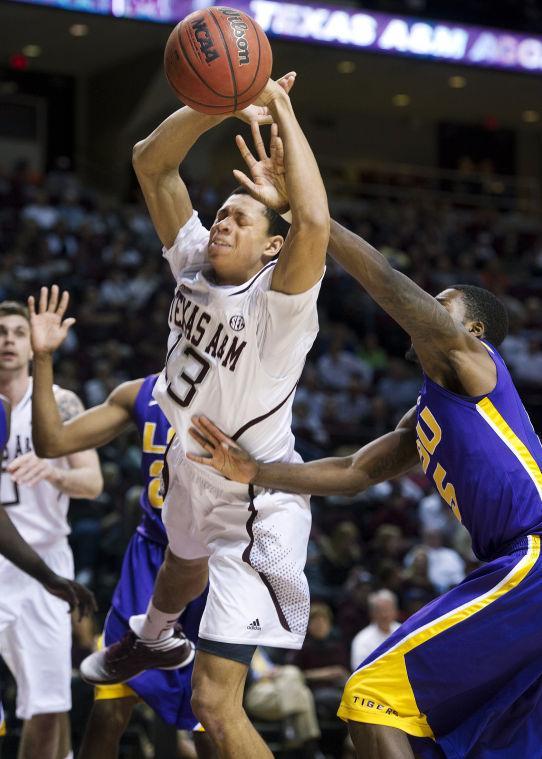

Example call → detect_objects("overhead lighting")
337 61 355 74
70 23 89 37
449 75 466 89
392 93 410 107
22 44 42 58
522 110 540 123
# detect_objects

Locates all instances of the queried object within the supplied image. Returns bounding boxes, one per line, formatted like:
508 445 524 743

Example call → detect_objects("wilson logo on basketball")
229 315 245 332
220 8 250 65
191 17 220 64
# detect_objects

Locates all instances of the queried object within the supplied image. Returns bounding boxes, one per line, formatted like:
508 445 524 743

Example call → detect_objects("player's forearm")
132 107 228 175
32 353 67 458
252 456 368 496
269 94 328 228
47 465 103 499
329 220 457 340
0 508 57 585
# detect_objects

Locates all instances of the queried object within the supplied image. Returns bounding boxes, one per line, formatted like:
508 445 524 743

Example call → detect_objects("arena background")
1 0 541 755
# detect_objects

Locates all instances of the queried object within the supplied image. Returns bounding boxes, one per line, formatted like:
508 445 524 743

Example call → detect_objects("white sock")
129 600 184 641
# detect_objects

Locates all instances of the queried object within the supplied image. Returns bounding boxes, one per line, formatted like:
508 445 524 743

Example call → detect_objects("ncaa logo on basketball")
220 8 250 65
229 315 245 332
191 16 220 63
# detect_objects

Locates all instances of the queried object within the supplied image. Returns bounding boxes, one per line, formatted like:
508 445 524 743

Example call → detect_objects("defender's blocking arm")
188 408 418 496
132 76 294 249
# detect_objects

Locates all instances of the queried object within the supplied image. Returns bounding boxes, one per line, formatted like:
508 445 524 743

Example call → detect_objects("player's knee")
191 681 237 732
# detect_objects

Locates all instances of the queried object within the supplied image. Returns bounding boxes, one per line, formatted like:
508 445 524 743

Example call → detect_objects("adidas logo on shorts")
247 618 261 631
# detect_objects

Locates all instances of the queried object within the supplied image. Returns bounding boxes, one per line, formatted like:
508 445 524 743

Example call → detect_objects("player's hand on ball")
28 285 76 355
254 72 296 106
43 576 97 621
233 72 296 125
187 416 259 484
233 121 289 213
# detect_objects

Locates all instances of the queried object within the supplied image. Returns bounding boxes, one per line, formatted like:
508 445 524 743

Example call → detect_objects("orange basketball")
164 6 273 114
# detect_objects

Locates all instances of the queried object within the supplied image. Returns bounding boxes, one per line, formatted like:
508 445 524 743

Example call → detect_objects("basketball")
164 6 272 115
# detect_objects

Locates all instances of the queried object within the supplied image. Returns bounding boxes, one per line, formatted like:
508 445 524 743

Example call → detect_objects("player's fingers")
232 170 258 196
188 427 216 452
57 289 70 318
186 452 212 465
235 134 257 169
251 120 268 162
28 295 36 318
62 318 76 336
198 416 235 447
48 284 60 312
39 286 48 314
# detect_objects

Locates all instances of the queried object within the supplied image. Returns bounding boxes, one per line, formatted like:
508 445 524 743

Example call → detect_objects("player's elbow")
293 209 330 235
87 472 104 499
132 140 153 174
33 436 62 459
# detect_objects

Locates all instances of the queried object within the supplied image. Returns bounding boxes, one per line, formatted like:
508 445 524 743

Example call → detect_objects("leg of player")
193 730 217 759
191 652 272 759
17 712 62 759
348 722 415 759
144 549 209 636
57 712 72 759
81 551 208 684
77 697 138 759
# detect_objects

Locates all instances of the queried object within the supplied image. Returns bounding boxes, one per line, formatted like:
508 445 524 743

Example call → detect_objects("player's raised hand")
28 285 76 355
233 71 296 125
43 575 97 622
233 121 289 213
187 416 259 484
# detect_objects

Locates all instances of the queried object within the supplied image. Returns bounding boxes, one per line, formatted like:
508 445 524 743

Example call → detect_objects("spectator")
292 603 350 721
245 648 323 758
350 590 401 670
405 528 465 594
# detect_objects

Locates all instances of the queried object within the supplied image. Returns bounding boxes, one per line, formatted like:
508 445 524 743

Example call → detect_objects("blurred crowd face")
0 315 31 373
370 597 398 630
309 606 333 640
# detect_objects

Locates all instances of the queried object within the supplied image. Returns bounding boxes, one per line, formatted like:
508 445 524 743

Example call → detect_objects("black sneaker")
80 626 195 685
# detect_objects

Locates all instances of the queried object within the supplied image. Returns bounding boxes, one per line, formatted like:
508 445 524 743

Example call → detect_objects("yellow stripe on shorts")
0 720 5 737
338 535 540 737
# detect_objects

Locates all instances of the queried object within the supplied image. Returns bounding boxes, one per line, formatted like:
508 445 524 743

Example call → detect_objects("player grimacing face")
208 194 283 285
0 315 32 372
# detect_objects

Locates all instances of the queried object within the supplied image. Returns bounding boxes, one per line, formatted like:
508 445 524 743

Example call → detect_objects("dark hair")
230 186 289 238
450 284 509 346
0 301 29 322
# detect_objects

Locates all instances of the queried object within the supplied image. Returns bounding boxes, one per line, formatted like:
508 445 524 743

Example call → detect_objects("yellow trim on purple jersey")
0 720 5 737
476 398 542 498
338 535 541 734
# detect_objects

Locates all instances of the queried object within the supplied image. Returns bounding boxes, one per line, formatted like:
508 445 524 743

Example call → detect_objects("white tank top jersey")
0 379 70 548
154 211 322 471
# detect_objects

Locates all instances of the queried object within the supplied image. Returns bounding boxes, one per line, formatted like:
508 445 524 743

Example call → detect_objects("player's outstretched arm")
188 409 418 496
0 507 96 620
30 286 139 458
242 79 329 295
328 222 491 380
132 95 279 249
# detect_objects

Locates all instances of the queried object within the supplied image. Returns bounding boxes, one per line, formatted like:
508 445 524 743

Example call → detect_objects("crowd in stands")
1 159 541 756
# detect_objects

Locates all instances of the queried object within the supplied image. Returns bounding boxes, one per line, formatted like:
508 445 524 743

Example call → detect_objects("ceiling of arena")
1 0 542 129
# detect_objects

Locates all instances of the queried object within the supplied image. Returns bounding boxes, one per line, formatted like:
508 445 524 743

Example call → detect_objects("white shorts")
0 541 74 719
162 447 311 650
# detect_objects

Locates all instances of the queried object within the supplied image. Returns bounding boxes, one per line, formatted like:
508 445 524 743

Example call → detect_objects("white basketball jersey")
0 380 70 547
154 212 322 468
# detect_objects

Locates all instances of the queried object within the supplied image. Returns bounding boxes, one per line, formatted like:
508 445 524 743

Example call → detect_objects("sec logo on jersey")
229 315 245 332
